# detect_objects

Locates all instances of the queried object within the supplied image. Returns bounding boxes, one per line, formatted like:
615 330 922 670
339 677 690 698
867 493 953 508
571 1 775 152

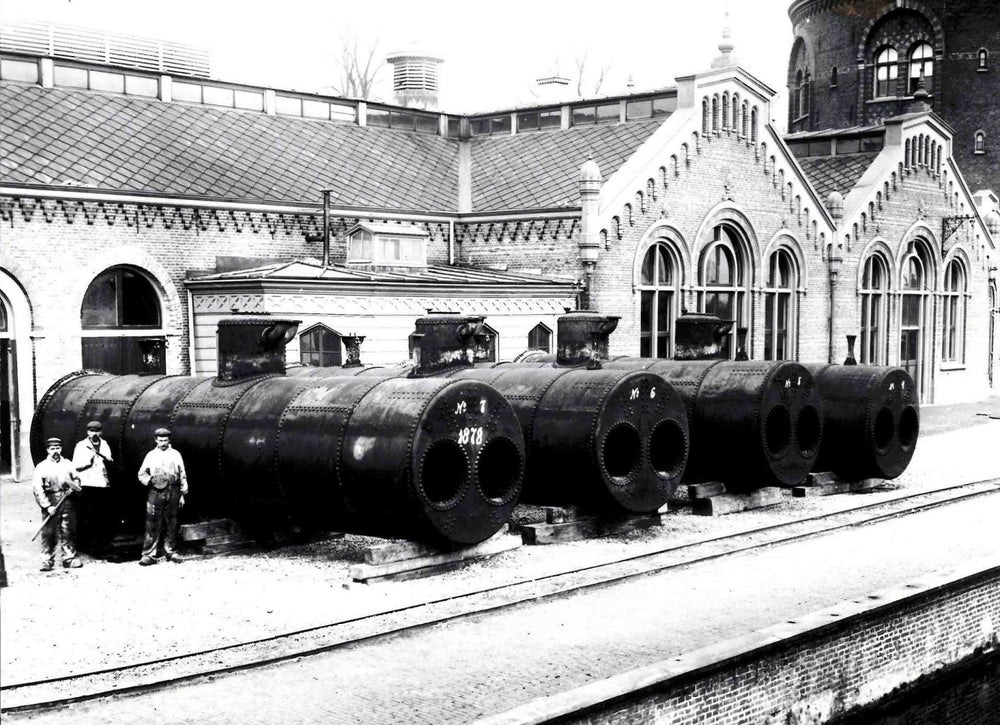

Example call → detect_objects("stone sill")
940 363 966 371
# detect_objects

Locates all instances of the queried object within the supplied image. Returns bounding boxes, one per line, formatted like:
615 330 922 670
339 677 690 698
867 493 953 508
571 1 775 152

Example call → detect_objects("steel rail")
4 476 999 715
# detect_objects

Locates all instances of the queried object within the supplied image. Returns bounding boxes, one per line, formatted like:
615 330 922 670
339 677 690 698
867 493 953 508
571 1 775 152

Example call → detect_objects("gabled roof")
470 119 664 211
186 259 576 288
797 153 880 200
0 82 460 211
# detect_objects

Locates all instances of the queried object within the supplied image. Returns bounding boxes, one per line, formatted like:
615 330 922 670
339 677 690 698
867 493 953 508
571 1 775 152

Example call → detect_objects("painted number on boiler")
458 427 484 446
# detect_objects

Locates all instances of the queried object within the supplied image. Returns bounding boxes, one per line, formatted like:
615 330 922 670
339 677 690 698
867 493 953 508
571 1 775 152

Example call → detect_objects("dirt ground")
1 395 998 687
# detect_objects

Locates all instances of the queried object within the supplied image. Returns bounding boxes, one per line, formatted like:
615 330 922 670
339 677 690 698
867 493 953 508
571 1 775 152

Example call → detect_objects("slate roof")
470 119 664 211
797 153 881 200
1 81 668 214
0 82 460 211
187 260 575 288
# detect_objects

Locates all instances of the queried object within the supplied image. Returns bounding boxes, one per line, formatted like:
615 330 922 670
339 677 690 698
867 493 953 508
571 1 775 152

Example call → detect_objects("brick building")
786 0 999 194
1 22 997 479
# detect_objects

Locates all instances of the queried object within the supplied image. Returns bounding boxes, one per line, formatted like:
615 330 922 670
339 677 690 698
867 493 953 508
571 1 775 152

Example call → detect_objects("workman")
73 420 113 487
32 437 83 571
137 428 188 566
73 420 115 542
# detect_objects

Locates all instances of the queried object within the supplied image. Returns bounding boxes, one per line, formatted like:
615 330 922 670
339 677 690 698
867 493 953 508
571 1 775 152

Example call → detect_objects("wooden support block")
686 482 727 499
180 519 238 542
793 478 884 497
805 471 840 487
520 517 600 545
365 525 509 565
692 487 785 516
350 529 521 582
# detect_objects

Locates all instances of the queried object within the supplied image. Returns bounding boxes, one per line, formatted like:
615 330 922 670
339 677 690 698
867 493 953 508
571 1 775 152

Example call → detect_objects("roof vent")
385 47 443 110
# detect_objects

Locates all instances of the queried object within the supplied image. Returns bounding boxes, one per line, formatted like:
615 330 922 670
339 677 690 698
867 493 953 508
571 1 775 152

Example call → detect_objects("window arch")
702 98 709 135
527 323 552 353
697 225 750 359
859 253 889 364
80 266 164 374
741 101 748 138
942 259 967 363
639 241 681 358
711 95 719 132
975 130 986 154
763 248 797 360
750 107 758 143
978 48 989 71
722 92 730 130
299 324 342 367
831 65 838 86
874 46 898 97
908 42 933 94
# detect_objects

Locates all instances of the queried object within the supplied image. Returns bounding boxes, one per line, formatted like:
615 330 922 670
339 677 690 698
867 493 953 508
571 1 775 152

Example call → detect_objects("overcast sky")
2 0 794 121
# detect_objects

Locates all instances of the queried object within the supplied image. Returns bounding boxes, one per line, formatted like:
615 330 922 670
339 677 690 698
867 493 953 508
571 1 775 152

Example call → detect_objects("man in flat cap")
137 428 188 566
32 437 83 571
73 421 115 543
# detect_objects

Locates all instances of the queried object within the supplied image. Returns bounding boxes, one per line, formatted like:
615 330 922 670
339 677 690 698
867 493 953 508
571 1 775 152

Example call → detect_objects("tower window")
874 46 898 98
908 43 933 94
975 131 986 154
830 66 838 87
978 49 988 71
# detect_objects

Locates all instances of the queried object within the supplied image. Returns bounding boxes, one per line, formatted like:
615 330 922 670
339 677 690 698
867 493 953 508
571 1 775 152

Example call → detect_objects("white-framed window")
346 226 427 267
975 130 986 154
527 323 552 352
859 253 889 364
942 260 967 363
875 46 898 97
697 225 750 359
300 324 342 367
639 241 681 358
978 48 989 71
908 42 934 94
763 248 797 360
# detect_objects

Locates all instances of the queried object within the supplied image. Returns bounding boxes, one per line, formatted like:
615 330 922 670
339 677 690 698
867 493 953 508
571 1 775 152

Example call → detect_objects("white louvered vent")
0 20 210 78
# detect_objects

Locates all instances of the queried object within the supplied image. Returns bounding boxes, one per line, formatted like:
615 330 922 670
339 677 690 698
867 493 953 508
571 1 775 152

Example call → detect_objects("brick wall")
788 0 1000 193
476 556 1000 725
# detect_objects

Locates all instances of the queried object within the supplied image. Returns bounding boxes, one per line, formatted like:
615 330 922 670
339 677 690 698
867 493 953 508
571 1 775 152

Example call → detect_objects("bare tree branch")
330 27 382 100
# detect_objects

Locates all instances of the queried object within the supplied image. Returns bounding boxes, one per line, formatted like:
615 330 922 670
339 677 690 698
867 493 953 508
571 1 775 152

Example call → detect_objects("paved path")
13 490 1000 725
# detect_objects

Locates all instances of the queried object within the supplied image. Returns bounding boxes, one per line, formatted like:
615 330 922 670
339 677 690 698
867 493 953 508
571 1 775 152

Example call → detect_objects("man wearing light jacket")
33 437 83 571
137 428 188 566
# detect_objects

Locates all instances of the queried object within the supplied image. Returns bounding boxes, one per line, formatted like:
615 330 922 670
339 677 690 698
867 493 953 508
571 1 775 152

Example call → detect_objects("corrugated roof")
187 259 576 287
797 152 881 200
0 82 460 210
470 119 664 211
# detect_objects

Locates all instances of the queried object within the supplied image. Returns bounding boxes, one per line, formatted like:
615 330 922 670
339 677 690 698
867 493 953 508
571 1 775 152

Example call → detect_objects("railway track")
4 476 999 715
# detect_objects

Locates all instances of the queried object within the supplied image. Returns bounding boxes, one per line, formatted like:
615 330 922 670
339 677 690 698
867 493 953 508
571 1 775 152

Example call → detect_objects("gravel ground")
1 395 998 688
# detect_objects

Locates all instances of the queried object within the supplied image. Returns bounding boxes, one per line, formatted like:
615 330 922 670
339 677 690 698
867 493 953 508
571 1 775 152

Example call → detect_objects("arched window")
942 260 967 363
722 92 729 130
741 101 748 138
831 66 838 86
763 248 797 360
859 254 889 364
975 131 986 154
711 95 719 132
527 323 552 352
639 242 680 358
697 225 749 359
978 49 989 71
750 107 758 143
299 324 342 367
702 98 709 135
81 266 164 374
793 70 803 118
874 46 898 97
473 323 498 362
0 292 10 474
899 241 933 396
908 42 933 94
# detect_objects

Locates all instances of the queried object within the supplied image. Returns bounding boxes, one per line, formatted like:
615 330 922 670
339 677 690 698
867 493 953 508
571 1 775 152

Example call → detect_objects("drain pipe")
824 191 845 364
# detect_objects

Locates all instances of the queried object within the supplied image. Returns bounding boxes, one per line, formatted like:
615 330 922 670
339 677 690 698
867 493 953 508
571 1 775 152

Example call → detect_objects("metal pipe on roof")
449 219 455 265
322 190 331 267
